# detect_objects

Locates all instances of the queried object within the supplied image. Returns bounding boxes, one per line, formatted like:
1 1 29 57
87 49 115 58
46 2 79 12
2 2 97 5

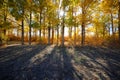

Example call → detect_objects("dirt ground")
0 44 120 80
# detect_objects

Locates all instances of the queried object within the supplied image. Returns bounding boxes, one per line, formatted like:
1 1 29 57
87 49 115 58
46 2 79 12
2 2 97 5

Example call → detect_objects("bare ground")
0 45 120 80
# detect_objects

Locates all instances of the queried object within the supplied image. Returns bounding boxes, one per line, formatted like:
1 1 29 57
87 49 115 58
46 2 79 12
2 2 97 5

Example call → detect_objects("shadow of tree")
1 45 119 80
0 45 47 80
75 46 120 80
19 46 83 80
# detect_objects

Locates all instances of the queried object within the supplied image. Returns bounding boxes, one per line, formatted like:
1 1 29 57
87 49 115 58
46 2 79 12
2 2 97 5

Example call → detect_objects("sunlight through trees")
0 0 120 47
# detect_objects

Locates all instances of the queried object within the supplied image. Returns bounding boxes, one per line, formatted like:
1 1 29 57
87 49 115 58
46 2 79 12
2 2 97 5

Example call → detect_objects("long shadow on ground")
75 46 120 80
0 45 120 80
20 46 82 80
0 45 82 80
0 45 47 80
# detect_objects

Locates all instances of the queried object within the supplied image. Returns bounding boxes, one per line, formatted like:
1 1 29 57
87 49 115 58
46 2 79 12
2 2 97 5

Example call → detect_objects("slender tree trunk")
21 8 24 45
48 24 51 45
17 28 19 37
74 26 76 46
69 6 73 40
39 11 42 43
39 29 41 42
118 1 120 43
43 28 45 40
52 27 54 44
74 11 77 46
108 26 111 37
43 11 46 40
61 7 65 47
57 24 59 45
61 24 64 46
81 22 85 46
3 5 7 44
69 27 72 39
29 11 32 45
103 24 105 38
111 13 114 35
81 9 85 46
21 18 24 45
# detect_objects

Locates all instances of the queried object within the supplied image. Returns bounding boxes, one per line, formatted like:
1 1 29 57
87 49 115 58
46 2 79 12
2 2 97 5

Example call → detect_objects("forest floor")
0 44 120 80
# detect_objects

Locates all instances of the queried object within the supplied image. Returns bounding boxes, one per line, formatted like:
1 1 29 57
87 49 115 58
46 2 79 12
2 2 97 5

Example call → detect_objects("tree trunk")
21 18 24 45
74 26 76 46
118 1 120 43
29 11 32 45
17 28 19 37
69 26 72 39
69 6 73 40
103 24 105 38
43 11 46 40
21 8 24 45
109 26 111 37
81 23 85 46
111 13 114 35
39 29 41 42
52 27 54 44
61 7 65 47
39 11 42 43
81 8 85 46
57 24 59 45
48 25 51 45
3 5 7 44
43 28 45 40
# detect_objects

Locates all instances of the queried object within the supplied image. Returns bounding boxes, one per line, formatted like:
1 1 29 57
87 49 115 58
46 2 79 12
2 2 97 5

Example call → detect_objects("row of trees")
0 0 120 46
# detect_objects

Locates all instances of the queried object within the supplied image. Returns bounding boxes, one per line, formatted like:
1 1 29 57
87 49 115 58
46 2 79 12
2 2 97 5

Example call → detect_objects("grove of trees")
0 0 120 47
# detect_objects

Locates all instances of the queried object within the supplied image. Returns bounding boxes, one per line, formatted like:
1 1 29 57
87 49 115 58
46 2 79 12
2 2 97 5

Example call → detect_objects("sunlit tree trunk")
74 12 77 46
74 26 76 46
61 7 65 46
69 27 72 39
81 22 85 46
81 9 85 46
17 28 19 37
110 12 114 35
103 23 105 38
39 11 42 43
69 6 73 40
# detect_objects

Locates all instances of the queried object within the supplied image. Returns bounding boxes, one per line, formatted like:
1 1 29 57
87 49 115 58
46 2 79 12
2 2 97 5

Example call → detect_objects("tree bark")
52 27 54 44
81 9 85 46
81 22 85 46
69 27 72 39
118 1 120 43
3 4 7 44
74 26 76 46
39 11 42 43
29 11 32 45
57 24 59 45
48 24 51 45
43 11 46 40
61 7 65 47
103 23 105 38
111 13 114 35
21 8 24 45
21 18 24 45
